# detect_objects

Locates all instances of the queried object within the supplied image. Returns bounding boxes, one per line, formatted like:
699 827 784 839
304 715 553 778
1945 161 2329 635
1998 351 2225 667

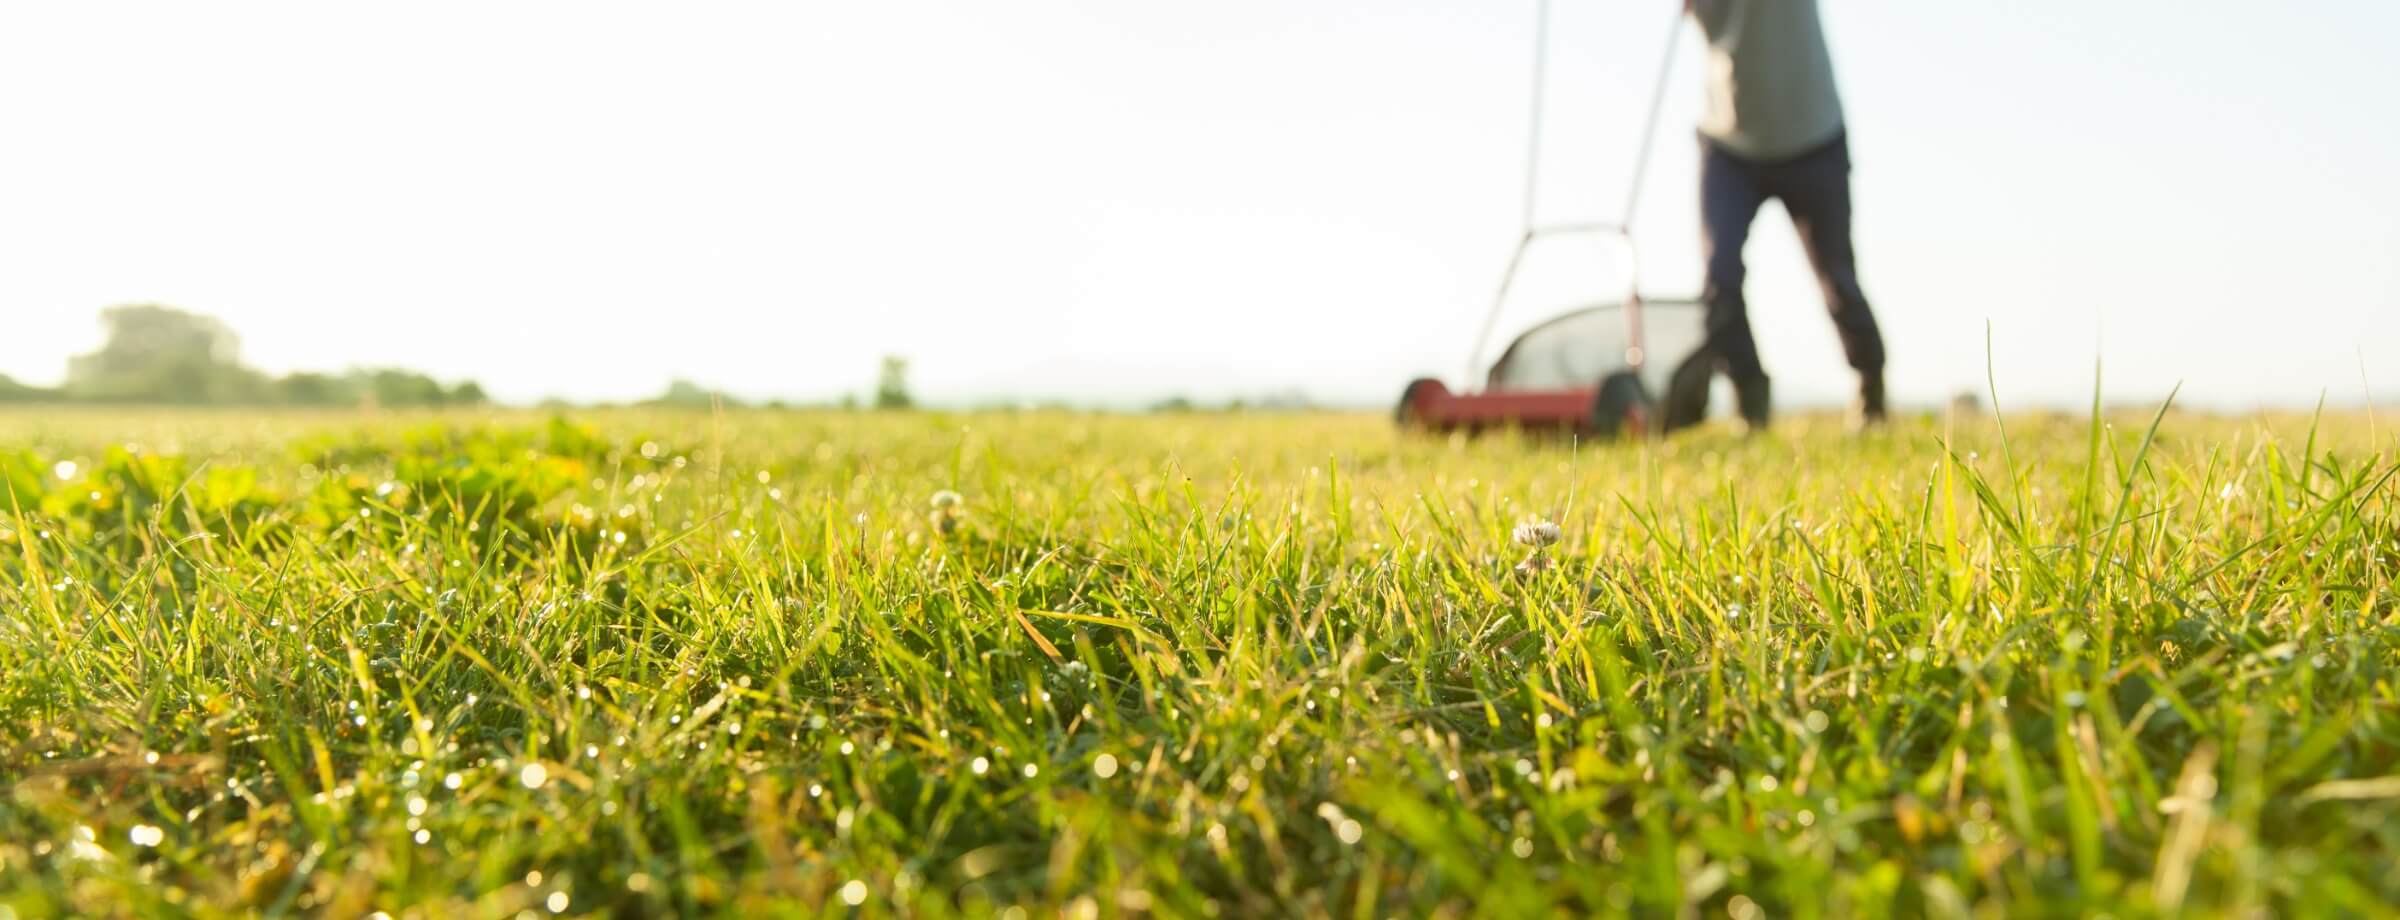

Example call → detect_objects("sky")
3 1 2395 410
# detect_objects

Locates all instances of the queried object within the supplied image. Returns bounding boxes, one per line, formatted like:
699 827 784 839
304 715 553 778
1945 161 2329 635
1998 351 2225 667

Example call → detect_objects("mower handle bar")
1460 2 1684 390
1462 223 1643 388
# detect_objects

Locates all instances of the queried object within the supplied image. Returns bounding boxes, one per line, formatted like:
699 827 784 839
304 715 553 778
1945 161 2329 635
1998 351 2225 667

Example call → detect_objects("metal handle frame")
1463 2 1684 388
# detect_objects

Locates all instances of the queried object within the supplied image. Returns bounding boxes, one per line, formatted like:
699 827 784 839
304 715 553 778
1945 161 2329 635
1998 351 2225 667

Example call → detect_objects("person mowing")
1678 0 1887 433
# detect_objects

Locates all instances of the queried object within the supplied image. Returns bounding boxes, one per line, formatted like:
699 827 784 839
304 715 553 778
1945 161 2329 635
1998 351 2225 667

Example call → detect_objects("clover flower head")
1513 519 1561 548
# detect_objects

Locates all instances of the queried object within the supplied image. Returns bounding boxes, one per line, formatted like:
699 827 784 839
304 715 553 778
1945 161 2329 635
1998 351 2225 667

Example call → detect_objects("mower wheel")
1394 377 1447 429
1589 371 1651 439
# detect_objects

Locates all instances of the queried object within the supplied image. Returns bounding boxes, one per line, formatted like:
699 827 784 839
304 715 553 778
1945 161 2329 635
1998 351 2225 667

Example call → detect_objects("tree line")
0 305 487 408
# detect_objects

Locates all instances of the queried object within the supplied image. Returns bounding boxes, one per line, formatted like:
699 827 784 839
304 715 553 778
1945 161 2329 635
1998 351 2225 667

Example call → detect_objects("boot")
1732 374 1771 436
1850 372 1889 433
1656 352 1715 435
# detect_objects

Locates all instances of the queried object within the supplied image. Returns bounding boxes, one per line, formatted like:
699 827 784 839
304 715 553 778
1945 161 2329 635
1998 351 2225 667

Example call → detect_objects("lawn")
2 407 2395 917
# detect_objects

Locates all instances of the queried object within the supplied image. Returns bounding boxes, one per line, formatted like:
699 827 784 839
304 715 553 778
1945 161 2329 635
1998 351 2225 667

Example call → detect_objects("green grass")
2 407 2396 917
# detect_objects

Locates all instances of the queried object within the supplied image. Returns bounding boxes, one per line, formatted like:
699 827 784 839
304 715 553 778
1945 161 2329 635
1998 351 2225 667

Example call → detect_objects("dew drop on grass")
1022 763 1039 779
1094 754 1119 779
547 891 569 913
407 796 427 816
130 824 164 847
519 763 548 789
443 772 463 790
415 829 432 844
970 758 989 776
840 880 868 906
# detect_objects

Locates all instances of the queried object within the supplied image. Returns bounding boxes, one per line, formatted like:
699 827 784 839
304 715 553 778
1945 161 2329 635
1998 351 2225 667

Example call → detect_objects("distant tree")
274 371 354 406
347 369 449 407
647 379 742 409
874 356 914 410
1150 395 1198 413
446 381 489 405
0 372 57 403
66 305 264 403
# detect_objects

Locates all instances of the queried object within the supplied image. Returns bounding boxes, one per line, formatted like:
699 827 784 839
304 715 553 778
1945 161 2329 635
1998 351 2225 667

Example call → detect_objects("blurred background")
2 1 2393 411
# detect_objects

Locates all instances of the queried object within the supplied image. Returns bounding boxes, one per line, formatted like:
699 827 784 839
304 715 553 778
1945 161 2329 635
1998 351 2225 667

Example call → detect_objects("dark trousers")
1700 131 1884 383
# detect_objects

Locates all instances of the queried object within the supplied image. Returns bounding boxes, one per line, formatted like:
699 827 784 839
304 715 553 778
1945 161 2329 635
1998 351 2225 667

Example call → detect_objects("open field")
2 407 2396 917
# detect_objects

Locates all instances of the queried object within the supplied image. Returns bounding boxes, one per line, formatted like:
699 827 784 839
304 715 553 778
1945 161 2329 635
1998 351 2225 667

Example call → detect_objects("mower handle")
1460 1 1683 392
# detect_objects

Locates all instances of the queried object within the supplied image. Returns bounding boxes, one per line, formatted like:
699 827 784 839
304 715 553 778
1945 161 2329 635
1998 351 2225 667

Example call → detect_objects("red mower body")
1397 298 1704 439
1394 379 1642 436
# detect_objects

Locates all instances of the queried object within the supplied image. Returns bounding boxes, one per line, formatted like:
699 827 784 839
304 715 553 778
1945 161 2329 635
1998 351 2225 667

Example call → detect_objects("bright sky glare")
3 1 2394 409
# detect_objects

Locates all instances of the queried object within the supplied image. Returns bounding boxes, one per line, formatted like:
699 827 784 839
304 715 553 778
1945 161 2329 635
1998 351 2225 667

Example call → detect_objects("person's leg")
1697 139 1771 430
1772 134 1888 422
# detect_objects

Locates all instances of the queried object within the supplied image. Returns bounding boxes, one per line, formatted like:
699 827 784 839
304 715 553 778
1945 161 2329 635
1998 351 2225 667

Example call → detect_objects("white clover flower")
1513 519 1561 548
930 490 963 510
